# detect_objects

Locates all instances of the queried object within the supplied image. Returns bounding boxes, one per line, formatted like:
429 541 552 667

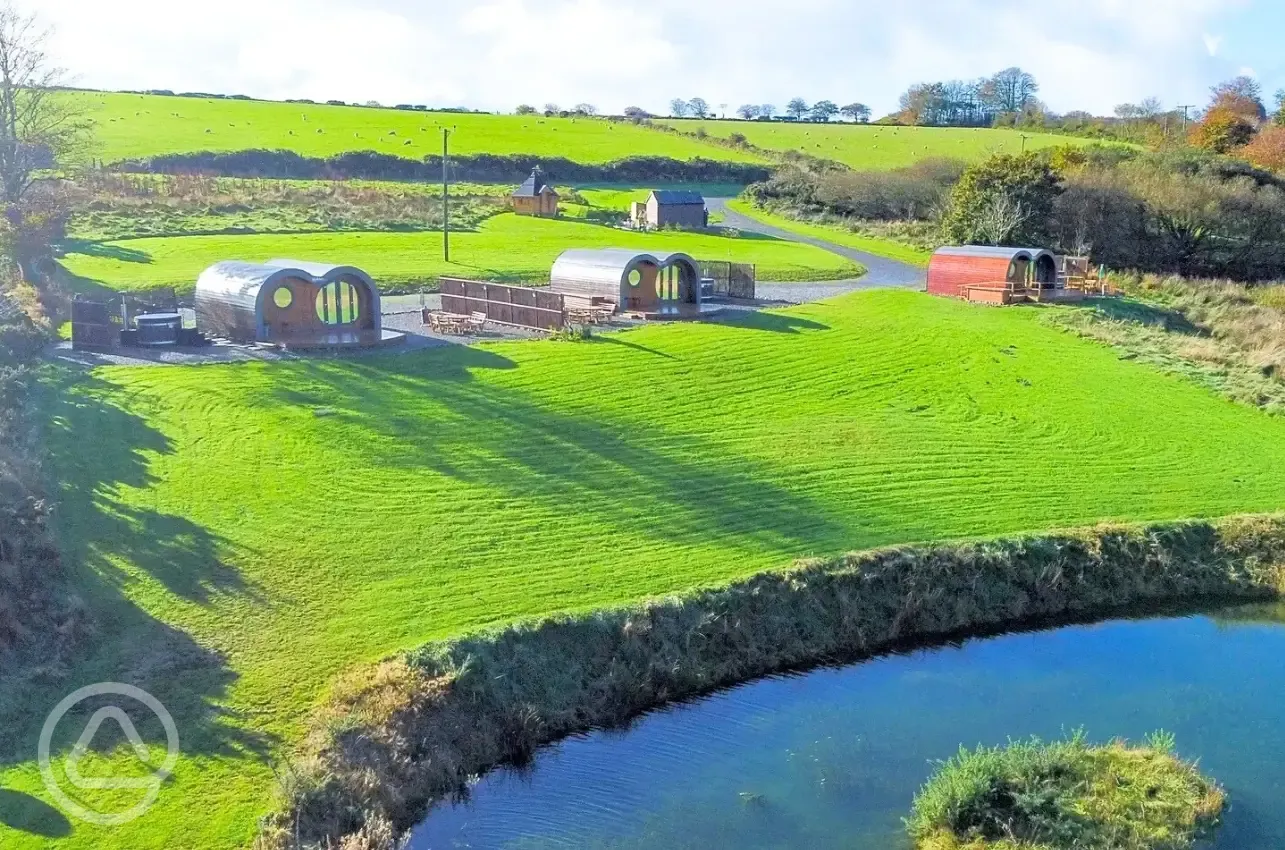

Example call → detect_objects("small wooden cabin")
511 169 559 217
195 260 402 348
631 190 708 229
927 246 1059 303
550 249 702 315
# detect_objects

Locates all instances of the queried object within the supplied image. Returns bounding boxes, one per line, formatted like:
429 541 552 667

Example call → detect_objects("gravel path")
708 197 926 289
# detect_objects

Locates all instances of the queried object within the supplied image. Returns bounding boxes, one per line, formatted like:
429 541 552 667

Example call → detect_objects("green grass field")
726 200 935 266
67 91 766 165
59 212 861 293
7 289 1285 849
658 119 1102 170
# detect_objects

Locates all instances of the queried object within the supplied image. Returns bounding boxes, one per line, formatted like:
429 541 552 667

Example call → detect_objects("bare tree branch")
0 2 88 203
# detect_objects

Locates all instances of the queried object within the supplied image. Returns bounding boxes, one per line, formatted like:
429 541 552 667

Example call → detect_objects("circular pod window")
627 269 642 287
272 286 294 309
315 281 361 325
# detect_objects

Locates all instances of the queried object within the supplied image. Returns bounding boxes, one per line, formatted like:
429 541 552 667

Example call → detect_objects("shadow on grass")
709 310 830 334
1084 297 1204 335
57 239 154 265
0 367 274 790
264 345 851 558
593 335 678 359
0 789 71 838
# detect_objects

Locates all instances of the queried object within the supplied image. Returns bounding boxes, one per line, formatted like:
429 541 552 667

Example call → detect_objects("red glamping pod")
927 246 1058 300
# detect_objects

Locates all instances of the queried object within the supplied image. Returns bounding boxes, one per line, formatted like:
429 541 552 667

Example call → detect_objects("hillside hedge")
0 301 74 655
113 150 773 185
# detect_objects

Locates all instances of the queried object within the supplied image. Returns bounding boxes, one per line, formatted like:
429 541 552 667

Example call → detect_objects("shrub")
114 150 772 186
941 152 1061 246
907 732 1224 849
1190 106 1256 154
1242 126 1285 174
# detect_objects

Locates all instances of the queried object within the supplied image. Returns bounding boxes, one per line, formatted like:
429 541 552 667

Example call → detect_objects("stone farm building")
631 190 709 229
511 169 559 217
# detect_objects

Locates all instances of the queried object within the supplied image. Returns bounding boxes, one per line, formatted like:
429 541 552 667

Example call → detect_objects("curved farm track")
708 197 926 296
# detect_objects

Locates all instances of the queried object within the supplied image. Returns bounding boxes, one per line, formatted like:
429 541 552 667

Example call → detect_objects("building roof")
550 249 701 294
932 245 1054 262
266 259 380 295
513 169 557 198
649 189 705 205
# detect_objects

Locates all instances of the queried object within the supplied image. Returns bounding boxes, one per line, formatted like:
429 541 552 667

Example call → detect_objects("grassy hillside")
658 119 1101 170
68 91 765 165
59 212 862 293
7 289 1285 849
727 199 935 266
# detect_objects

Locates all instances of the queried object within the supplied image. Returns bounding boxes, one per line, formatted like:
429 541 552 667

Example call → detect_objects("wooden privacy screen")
439 278 566 331
698 261 756 300
71 298 118 351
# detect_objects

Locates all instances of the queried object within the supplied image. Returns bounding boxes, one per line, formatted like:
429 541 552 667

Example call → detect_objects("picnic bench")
425 311 487 334
565 304 617 325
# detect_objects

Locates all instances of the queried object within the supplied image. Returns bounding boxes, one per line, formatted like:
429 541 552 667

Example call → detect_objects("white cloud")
37 0 1254 116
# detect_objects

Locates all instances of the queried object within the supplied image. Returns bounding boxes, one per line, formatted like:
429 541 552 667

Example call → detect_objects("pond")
411 604 1285 849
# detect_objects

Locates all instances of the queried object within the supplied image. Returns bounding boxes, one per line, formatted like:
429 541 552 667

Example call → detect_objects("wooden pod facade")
549 249 702 313
927 246 1058 298
195 260 390 347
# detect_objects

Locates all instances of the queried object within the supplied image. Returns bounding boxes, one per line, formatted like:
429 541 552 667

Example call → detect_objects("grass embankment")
1046 274 1285 417
908 732 1224 850
58 212 860 294
67 174 507 242
726 198 934 265
657 120 1102 170
66 91 765 165
276 516 1277 848
10 289 1285 849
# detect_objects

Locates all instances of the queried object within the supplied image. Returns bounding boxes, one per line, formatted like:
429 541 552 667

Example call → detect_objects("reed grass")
908 731 1224 849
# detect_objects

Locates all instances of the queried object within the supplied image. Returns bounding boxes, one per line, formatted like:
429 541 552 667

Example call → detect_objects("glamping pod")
927 246 1059 300
550 249 702 314
194 260 401 348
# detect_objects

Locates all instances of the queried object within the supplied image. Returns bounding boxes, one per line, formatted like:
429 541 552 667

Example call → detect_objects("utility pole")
442 128 450 263
1176 104 1196 134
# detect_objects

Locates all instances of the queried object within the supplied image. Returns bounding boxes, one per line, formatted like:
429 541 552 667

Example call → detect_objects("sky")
37 0 1285 117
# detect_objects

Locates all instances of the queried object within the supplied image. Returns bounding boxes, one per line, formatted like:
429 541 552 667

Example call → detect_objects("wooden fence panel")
437 278 565 331
71 298 120 351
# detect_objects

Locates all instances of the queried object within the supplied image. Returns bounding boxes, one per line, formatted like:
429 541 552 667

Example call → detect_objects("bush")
907 732 1224 849
1190 107 1257 154
746 158 964 222
114 150 772 186
1242 126 1285 173
1052 154 1285 279
941 153 1061 246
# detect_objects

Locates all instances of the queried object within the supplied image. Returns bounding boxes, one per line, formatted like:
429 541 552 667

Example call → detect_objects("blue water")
411 605 1285 849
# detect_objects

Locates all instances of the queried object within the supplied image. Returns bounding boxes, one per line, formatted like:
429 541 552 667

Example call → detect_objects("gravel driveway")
708 197 926 289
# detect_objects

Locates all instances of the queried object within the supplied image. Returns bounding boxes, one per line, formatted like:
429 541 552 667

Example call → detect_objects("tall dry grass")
259 515 1285 850
1049 273 1285 416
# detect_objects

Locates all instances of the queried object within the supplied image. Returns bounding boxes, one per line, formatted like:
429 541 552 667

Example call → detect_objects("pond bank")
260 514 1285 849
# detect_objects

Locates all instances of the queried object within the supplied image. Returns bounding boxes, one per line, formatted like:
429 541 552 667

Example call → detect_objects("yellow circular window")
628 269 642 287
273 286 293 309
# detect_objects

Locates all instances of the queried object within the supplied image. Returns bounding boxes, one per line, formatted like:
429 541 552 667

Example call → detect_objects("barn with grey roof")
631 189 709 230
